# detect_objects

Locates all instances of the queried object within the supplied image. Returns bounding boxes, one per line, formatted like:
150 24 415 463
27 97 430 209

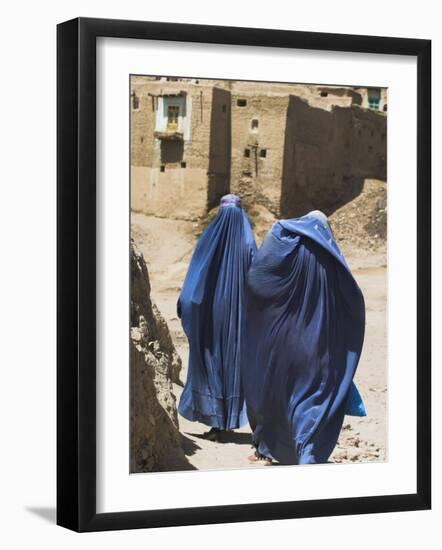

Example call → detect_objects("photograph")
129 75 388 473
0 0 434 542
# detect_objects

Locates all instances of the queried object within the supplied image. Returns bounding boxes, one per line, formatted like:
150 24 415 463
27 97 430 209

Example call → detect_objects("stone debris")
329 179 387 252
331 427 385 464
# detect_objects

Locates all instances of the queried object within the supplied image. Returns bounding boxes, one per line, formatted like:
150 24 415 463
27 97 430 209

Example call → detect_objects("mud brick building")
131 76 386 219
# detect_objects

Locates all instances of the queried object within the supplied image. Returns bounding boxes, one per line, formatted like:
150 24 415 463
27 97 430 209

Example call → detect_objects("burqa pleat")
178 194 257 430
243 211 366 464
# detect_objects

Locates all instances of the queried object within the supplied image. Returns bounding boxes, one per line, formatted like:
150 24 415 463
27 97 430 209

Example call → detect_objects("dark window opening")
244 148 251 158
140 136 144 143
242 170 252 177
160 140 184 164
320 91 328 97
237 99 247 107
160 165 165 172
383 104 388 112
181 161 187 168
251 119 259 129
260 149 267 158
132 92 139 109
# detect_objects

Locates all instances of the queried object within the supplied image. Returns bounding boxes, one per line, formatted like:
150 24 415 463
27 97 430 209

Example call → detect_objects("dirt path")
132 212 387 468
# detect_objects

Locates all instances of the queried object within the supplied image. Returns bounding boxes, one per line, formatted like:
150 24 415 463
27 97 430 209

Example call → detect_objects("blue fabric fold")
345 380 367 417
243 212 366 464
178 196 257 430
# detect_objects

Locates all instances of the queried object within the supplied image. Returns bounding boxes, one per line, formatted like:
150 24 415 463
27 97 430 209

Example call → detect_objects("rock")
131 242 182 384
130 241 188 473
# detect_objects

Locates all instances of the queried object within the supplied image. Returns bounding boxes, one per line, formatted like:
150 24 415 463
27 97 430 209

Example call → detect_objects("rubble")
329 179 387 252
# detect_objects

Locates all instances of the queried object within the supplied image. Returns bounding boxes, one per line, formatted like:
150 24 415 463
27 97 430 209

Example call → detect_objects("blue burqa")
243 211 366 464
178 194 257 430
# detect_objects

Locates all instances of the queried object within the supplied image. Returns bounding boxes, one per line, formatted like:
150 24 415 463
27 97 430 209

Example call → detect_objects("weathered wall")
130 242 190 473
130 79 215 219
280 96 387 217
281 95 333 217
131 165 208 220
347 107 387 181
230 93 288 212
229 80 363 111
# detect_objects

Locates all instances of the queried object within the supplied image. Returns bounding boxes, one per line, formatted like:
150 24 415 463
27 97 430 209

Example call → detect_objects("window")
244 148 251 158
383 104 388 112
260 149 267 158
237 99 247 107
181 161 187 168
132 91 139 109
368 88 381 110
167 105 180 131
156 96 186 136
251 119 259 130
368 98 380 109
320 91 328 97
160 165 165 172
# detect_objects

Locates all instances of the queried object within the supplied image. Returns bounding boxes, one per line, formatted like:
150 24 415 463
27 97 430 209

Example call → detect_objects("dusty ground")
131 211 387 469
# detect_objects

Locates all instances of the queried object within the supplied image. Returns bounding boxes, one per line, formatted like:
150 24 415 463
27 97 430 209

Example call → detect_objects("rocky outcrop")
131 243 182 384
130 242 188 473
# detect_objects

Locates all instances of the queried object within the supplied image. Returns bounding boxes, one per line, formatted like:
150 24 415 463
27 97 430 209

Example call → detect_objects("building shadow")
207 87 232 209
280 95 387 218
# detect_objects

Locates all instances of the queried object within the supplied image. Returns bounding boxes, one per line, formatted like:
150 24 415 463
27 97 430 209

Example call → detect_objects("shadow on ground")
185 431 252 445
180 433 201 457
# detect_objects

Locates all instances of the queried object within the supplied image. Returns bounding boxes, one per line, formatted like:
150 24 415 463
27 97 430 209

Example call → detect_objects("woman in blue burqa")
177 194 257 440
243 210 366 465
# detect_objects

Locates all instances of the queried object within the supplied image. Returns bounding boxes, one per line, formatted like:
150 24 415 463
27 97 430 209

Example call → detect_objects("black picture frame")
57 17 431 532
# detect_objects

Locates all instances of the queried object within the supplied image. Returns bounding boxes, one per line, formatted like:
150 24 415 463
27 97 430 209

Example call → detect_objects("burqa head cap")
307 210 329 227
220 194 241 208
